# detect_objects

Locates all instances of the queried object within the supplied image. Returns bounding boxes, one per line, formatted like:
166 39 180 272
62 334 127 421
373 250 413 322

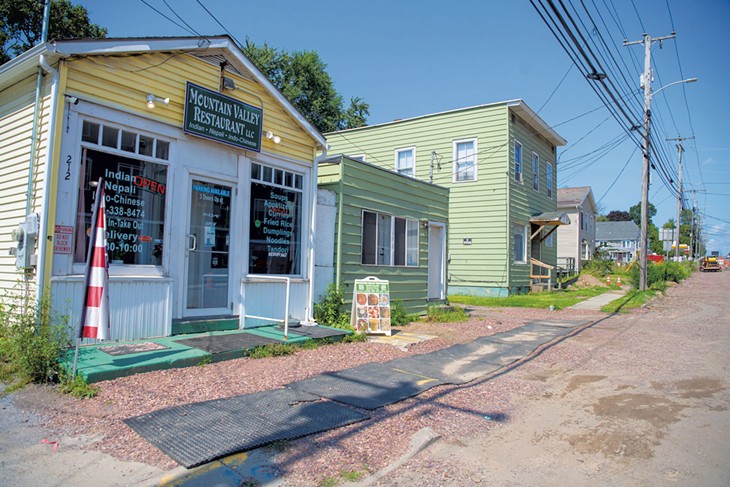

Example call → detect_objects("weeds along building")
0 36 327 341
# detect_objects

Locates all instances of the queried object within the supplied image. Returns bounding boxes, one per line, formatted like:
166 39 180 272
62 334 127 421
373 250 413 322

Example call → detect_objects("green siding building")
317 154 449 314
326 100 566 296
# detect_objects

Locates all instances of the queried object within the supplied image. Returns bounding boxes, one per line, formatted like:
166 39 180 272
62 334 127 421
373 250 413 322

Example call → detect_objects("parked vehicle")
700 256 722 272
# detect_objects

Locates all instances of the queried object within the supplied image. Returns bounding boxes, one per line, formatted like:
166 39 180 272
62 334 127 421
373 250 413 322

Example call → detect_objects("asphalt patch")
175 332 279 353
124 388 368 468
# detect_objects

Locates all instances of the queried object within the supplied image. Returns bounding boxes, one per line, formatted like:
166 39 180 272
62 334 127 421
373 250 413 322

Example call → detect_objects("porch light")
265 131 281 144
146 94 170 110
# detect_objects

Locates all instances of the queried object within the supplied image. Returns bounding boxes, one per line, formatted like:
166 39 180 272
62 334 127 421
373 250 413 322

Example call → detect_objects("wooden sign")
352 276 391 335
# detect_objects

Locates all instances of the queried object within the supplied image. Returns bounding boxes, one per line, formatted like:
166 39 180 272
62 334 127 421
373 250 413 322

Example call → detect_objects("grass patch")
450 286 610 310
243 331 364 359
340 469 366 481
600 288 660 313
424 304 469 323
319 477 338 487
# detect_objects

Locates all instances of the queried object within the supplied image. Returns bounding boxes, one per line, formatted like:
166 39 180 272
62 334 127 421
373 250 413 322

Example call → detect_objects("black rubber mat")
287 326 349 339
175 332 279 353
483 323 572 346
385 345 504 384
124 388 368 468
288 362 445 410
526 318 592 328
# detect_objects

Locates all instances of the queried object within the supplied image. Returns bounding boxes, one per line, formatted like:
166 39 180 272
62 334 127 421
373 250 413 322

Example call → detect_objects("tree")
605 210 632 222
1 0 106 65
243 40 369 134
629 201 657 227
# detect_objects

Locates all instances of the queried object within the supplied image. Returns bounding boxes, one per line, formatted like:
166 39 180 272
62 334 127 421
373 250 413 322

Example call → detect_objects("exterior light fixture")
146 94 170 110
265 131 281 144
222 76 236 91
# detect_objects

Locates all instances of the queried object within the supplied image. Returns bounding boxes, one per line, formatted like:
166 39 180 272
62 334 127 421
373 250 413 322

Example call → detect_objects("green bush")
1 293 71 388
389 299 417 326
582 259 614 277
629 260 693 288
313 284 352 330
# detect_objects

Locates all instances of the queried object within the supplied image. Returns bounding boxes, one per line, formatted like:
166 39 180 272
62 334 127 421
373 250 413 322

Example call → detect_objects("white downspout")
36 54 60 308
306 147 327 323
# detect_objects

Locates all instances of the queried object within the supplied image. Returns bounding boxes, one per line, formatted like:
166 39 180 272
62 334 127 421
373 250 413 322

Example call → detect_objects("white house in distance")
556 187 597 272
596 221 641 263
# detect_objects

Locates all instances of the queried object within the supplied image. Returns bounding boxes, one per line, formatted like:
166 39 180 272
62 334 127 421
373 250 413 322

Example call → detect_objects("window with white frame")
361 210 419 266
546 162 553 198
249 162 304 275
75 120 169 266
395 147 415 177
514 140 523 182
532 152 539 191
453 139 476 182
513 223 528 263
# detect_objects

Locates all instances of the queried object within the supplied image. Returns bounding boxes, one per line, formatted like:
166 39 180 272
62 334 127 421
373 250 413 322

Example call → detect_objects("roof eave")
507 100 567 147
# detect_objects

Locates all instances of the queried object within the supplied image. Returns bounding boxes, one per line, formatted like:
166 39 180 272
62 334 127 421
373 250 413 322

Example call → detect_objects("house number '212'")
64 155 72 180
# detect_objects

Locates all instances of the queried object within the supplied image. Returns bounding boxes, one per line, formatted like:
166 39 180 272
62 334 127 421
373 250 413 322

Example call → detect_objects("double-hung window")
514 141 523 182
453 139 477 182
395 147 415 177
546 162 553 198
513 223 528 263
362 211 419 266
532 152 540 191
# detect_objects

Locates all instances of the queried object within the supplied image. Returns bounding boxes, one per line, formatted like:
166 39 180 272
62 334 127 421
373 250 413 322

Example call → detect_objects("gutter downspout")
36 54 60 308
306 147 327 322
335 162 344 291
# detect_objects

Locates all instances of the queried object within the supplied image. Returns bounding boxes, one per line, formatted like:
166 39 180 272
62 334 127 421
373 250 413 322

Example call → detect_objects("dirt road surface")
377 272 730 486
1 271 728 486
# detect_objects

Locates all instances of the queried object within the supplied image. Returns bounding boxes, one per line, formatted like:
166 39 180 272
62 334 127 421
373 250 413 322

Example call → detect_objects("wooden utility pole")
667 135 693 261
624 32 675 290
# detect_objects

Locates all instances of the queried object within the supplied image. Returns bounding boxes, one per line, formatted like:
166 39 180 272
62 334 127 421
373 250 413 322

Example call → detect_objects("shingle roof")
596 221 640 241
557 186 592 207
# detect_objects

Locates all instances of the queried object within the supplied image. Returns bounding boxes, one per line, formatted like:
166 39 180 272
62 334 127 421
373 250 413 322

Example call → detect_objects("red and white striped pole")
72 178 110 378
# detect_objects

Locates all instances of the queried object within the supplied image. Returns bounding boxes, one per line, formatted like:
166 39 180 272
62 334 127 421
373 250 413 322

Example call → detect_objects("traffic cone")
606 275 611 285
617 276 621 287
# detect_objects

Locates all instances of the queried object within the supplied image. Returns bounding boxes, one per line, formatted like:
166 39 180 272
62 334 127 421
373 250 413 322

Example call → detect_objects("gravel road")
1 271 728 486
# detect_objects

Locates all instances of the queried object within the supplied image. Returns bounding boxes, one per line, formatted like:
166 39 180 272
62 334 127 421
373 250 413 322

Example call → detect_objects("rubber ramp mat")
175 332 279 353
526 318 592 328
384 340 529 384
124 389 368 468
484 323 573 347
288 362 446 410
287 326 349 339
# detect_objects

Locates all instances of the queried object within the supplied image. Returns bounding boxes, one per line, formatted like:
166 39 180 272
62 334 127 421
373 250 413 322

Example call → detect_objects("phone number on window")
106 206 145 218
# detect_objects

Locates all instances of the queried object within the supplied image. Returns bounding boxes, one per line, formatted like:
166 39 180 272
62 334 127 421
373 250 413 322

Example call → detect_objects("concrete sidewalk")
567 289 627 310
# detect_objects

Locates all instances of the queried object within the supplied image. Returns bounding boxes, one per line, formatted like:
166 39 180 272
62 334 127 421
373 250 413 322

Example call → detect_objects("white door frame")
427 222 447 300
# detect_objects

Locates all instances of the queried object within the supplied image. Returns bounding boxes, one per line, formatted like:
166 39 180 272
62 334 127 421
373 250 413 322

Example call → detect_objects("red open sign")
134 176 166 195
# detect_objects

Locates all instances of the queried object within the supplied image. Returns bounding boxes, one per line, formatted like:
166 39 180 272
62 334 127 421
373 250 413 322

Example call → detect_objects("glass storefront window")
249 163 303 275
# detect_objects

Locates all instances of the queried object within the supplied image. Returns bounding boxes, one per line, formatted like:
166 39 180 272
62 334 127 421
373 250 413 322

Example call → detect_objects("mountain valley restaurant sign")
184 82 263 152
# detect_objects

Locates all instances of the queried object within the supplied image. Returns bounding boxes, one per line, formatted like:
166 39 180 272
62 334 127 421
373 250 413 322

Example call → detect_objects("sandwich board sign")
351 276 391 335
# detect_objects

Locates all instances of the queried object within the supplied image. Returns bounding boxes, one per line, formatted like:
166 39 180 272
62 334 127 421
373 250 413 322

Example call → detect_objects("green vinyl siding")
318 156 448 315
327 101 563 295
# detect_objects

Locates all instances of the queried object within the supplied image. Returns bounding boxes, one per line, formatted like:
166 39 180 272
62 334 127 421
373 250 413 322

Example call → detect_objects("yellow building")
0 36 326 340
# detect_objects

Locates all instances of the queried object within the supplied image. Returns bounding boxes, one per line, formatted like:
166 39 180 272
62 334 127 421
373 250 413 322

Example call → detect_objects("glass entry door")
185 179 233 314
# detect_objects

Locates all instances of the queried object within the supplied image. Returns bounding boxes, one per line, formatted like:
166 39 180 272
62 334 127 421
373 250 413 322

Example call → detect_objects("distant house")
596 221 641 263
556 187 597 272
326 100 567 296
315 154 449 315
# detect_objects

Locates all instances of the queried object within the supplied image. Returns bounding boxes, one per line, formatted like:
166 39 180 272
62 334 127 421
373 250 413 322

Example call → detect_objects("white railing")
241 276 291 338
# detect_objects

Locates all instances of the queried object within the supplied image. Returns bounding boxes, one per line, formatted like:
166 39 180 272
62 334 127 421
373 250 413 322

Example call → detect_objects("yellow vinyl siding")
64 53 317 162
0 76 52 290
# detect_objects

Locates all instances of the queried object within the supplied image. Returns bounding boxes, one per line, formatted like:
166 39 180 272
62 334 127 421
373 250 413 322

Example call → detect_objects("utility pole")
667 135 693 261
624 32 675 291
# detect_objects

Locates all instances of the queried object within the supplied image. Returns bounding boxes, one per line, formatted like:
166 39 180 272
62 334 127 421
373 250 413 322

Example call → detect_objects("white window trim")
546 162 553 198
514 140 523 183
513 223 528 264
394 146 416 177
452 138 478 183
531 151 540 191
361 210 419 268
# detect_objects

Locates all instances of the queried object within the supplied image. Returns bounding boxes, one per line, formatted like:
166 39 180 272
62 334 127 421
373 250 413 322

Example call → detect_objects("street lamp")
638 77 698 290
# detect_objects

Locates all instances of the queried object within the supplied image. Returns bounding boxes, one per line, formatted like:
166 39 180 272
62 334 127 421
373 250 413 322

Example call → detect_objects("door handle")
188 234 197 251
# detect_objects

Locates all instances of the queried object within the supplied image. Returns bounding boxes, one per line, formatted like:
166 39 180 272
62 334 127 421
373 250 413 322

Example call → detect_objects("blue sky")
77 0 730 255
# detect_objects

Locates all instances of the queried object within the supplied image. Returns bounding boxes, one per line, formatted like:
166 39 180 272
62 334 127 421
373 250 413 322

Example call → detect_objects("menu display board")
351 277 391 336
249 182 301 274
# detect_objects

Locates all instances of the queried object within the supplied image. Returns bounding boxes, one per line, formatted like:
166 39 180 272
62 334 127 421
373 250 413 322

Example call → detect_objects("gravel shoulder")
4 274 728 486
